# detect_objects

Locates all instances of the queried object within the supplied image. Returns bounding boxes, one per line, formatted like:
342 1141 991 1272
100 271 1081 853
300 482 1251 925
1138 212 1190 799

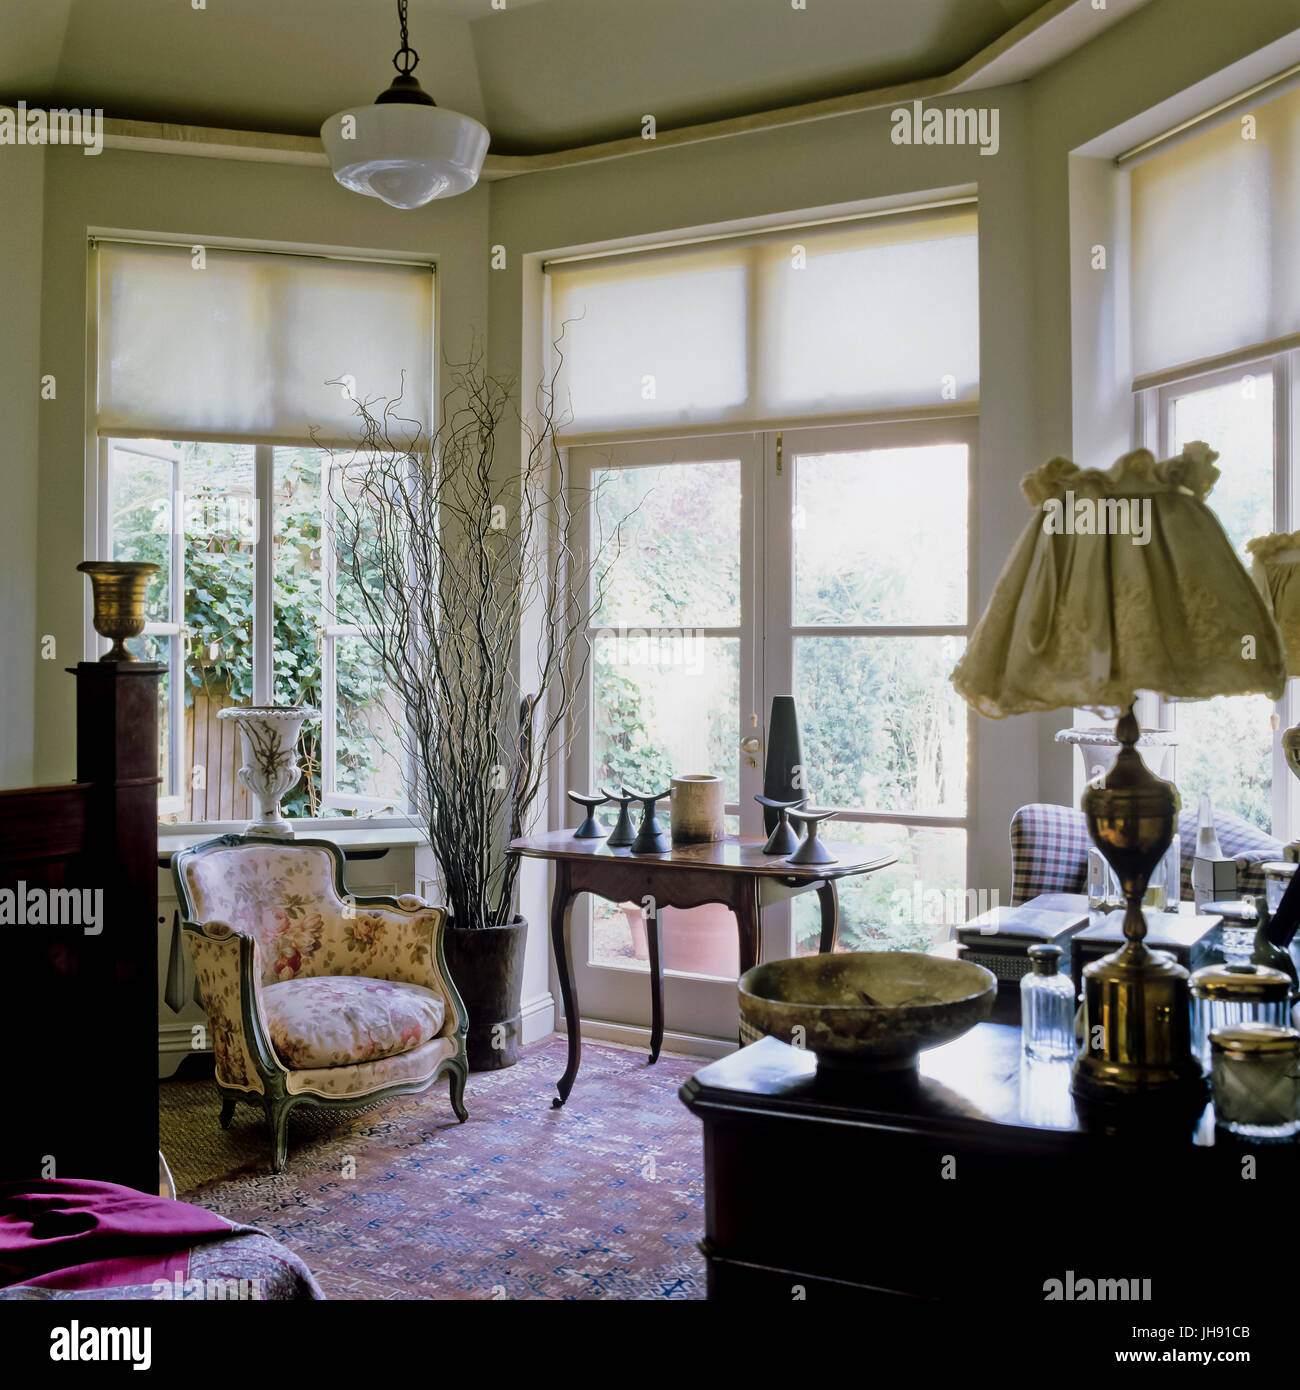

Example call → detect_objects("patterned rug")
160 1036 707 1300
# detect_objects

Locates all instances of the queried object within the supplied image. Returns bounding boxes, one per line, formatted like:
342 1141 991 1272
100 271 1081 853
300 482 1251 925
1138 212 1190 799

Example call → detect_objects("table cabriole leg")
646 903 664 1064
550 865 580 1108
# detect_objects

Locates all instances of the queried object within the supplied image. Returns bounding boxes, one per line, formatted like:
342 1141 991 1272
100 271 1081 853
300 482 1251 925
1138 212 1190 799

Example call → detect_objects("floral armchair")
173 834 468 1172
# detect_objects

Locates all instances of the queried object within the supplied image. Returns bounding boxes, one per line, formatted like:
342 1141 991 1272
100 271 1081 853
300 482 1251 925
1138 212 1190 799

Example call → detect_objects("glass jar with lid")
1189 962 1292 1066
1210 1024 1300 1138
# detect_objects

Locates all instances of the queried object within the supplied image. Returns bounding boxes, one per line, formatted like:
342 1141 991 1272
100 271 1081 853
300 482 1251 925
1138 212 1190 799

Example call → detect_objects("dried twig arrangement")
326 349 625 928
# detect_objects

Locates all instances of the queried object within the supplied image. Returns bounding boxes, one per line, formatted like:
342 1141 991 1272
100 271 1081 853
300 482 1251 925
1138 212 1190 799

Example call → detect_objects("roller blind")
1132 81 1300 379
548 207 978 432
95 242 433 447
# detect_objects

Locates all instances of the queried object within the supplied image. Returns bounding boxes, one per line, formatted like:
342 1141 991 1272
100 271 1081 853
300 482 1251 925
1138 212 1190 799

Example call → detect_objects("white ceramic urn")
217 705 319 839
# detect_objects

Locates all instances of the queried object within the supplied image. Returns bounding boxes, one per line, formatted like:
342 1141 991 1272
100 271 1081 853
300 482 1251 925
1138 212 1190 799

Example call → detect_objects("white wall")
0 145 45 789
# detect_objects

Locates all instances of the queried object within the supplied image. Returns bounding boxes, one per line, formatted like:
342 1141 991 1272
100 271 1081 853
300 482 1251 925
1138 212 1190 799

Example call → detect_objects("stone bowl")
739 951 997 1071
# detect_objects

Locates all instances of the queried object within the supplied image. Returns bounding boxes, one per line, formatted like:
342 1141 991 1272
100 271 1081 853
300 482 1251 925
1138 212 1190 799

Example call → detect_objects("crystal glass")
1021 944 1076 1061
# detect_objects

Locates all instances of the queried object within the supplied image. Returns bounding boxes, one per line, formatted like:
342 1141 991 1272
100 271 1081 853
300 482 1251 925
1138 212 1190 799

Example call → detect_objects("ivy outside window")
102 438 408 825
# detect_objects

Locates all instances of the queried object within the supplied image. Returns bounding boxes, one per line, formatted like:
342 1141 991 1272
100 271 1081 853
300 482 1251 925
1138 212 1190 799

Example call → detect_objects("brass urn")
77 561 159 662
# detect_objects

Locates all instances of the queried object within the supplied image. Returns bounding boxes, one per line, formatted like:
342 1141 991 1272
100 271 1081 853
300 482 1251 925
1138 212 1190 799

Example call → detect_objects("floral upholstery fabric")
262 975 445 1070
179 843 449 995
285 1035 457 1098
185 923 274 1094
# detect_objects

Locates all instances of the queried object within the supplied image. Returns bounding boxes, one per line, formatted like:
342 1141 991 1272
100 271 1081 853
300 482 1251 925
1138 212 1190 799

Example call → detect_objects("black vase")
762 696 805 834
441 916 529 1071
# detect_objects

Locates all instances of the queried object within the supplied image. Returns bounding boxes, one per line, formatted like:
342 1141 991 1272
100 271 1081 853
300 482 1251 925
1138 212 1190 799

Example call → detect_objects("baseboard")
520 990 555 1047
563 1016 734 1061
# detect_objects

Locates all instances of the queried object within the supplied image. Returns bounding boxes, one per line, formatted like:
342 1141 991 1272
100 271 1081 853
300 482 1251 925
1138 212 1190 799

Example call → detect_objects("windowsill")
157 822 428 856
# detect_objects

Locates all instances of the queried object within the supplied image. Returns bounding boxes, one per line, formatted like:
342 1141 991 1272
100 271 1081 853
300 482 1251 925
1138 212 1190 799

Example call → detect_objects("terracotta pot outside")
618 902 738 977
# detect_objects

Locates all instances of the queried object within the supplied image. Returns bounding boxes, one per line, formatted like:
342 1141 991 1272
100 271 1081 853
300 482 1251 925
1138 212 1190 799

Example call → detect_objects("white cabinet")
156 831 422 1077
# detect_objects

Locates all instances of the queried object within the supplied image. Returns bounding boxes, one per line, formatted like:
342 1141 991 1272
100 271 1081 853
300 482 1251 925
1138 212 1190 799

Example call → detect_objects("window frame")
1133 345 1300 841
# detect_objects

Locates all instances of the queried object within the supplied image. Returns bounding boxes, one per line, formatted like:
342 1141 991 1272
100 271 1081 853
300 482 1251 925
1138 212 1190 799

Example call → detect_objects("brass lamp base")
1070 705 1205 1112
1072 940 1206 1110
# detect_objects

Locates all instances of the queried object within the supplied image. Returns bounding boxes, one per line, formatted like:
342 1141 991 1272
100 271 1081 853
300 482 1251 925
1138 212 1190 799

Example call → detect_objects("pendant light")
321 0 489 210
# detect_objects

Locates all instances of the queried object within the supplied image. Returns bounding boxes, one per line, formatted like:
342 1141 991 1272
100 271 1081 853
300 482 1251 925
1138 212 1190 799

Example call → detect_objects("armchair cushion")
262 976 446 1070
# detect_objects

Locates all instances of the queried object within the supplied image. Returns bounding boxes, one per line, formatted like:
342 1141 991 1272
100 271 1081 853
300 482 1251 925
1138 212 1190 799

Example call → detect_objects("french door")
566 415 976 1045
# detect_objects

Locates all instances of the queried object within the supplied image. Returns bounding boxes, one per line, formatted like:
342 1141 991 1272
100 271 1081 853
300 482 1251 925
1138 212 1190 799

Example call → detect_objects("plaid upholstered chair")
1009 803 1281 906
173 834 468 1171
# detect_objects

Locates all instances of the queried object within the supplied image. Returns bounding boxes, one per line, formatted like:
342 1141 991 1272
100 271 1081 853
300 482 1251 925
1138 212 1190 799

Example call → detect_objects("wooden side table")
508 830 895 1106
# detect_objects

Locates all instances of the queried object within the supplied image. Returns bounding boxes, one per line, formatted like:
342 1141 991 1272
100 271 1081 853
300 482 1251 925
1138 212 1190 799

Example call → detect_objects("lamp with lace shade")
951 443 1286 1116
1247 531 1300 861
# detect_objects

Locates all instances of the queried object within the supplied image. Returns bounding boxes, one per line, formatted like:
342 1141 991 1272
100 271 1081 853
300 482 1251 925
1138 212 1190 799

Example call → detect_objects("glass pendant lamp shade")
321 1 489 211
322 100 489 209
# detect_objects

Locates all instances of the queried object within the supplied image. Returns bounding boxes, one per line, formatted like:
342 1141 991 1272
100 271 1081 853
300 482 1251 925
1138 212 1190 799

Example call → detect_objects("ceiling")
2 0 1134 157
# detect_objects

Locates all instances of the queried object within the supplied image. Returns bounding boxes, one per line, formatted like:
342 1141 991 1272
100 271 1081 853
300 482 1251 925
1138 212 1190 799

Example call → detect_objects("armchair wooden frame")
172 833 469 1172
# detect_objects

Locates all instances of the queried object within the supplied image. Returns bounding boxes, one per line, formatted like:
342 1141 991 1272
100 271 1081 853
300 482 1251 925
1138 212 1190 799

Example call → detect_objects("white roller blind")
96 242 433 446
759 212 979 416
1132 81 1300 378
548 207 978 432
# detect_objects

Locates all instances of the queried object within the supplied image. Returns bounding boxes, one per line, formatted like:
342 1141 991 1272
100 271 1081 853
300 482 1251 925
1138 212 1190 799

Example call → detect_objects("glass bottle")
1021 944 1076 1060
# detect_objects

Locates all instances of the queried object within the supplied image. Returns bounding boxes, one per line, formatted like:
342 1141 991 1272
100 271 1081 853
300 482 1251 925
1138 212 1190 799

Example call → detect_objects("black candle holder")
567 789 610 839
756 794 805 855
601 786 638 848
624 785 672 855
787 808 838 866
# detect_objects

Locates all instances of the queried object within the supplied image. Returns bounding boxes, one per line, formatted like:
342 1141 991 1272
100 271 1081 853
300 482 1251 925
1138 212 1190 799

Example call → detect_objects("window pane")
1170 375 1276 833
272 448 323 816
181 443 256 821
592 635 739 805
108 443 172 625
1174 694 1273 834
793 444 967 625
333 634 407 809
793 822 967 954
1171 373 1273 557
795 635 967 815
592 461 741 628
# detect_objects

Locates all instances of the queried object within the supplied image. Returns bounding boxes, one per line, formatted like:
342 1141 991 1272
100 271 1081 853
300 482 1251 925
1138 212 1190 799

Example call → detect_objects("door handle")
740 736 762 754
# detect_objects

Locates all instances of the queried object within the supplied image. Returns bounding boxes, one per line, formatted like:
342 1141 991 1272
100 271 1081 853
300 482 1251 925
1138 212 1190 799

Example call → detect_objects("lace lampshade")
1247 532 1300 677
951 444 1285 717
1246 530 1300 858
